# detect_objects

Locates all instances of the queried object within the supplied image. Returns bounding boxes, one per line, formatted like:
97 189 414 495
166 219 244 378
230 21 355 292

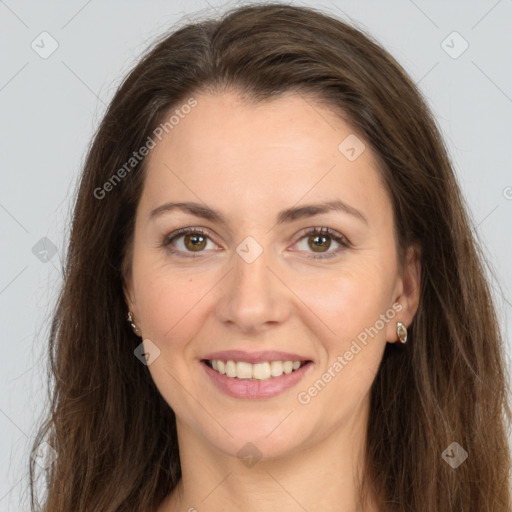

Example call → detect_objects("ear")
386 243 421 343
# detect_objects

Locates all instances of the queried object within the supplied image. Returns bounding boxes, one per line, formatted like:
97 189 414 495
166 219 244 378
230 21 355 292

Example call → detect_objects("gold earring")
127 311 141 336
396 322 407 344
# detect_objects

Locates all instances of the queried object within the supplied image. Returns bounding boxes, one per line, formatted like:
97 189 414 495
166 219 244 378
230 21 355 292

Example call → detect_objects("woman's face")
124 90 419 460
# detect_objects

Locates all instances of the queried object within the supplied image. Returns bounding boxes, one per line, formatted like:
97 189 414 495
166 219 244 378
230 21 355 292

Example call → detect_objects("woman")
30 3 511 511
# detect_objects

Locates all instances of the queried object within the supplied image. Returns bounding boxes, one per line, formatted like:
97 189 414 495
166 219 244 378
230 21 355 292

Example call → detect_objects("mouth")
200 358 314 399
201 358 311 380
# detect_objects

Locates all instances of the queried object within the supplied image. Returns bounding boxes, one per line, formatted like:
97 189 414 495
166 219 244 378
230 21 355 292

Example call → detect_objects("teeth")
270 361 283 377
208 359 306 380
283 361 293 374
225 360 237 378
252 362 270 379
237 361 254 379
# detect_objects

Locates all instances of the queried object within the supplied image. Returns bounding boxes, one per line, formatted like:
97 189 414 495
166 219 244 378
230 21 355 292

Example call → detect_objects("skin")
124 90 421 512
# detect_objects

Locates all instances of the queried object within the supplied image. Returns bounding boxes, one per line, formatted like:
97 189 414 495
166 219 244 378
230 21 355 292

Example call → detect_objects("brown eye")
293 227 349 260
308 233 332 253
183 233 207 251
163 227 217 258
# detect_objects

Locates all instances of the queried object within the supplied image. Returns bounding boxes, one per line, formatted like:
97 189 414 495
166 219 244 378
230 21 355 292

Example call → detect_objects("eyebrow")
148 199 368 226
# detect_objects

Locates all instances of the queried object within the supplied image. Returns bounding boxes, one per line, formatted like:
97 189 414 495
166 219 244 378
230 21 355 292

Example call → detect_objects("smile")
201 359 313 399
205 359 308 380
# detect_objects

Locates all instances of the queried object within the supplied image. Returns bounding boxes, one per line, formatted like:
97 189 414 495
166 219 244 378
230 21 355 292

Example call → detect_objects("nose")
215 239 290 332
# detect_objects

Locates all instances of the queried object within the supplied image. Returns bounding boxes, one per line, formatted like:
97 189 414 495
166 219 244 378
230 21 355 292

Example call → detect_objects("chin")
197 412 312 461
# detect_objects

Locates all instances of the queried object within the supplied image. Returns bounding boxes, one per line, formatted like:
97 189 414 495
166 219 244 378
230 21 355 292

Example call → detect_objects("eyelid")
294 226 350 245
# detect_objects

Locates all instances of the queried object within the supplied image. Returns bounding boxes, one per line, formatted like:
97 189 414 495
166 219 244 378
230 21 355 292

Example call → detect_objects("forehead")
148 90 359 169
139 90 391 230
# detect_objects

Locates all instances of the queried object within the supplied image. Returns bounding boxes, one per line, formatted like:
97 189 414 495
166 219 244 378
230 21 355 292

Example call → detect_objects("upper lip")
202 350 312 364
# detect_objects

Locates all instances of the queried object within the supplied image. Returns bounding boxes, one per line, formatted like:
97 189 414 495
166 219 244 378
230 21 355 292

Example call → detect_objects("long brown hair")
29 3 511 511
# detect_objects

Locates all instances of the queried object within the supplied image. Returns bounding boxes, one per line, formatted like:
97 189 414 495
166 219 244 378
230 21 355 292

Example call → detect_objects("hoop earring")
127 311 141 336
396 321 407 344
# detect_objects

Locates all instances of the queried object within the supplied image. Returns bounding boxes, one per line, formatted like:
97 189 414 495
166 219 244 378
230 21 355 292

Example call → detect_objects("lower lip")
201 360 313 399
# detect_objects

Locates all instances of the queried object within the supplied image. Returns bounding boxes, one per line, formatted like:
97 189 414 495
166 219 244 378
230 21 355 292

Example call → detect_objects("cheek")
138 269 212 347
289 261 393 399
135 249 395 360
292 274 390 420
134 268 216 412
290 259 394 343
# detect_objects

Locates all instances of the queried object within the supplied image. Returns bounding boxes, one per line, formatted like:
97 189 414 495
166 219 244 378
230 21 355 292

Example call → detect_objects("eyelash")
161 226 350 260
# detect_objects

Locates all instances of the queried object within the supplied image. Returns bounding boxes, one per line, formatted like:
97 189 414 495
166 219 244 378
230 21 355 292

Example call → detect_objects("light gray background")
1 0 511 510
